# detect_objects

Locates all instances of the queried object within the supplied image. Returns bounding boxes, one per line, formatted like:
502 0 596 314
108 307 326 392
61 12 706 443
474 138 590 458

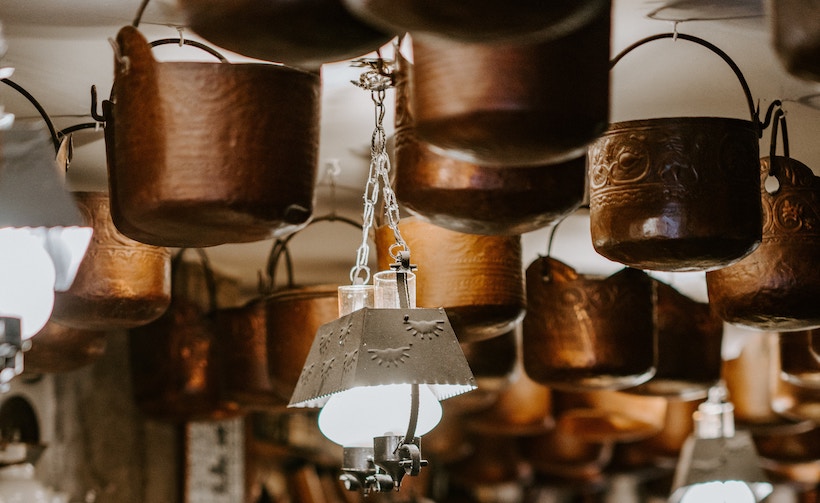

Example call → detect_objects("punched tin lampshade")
289 307 476 408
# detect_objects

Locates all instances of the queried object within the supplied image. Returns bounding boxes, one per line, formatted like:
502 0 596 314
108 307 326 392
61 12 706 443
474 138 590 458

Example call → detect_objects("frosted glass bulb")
318 384 442 447
678 481 756 503
0 229 56 339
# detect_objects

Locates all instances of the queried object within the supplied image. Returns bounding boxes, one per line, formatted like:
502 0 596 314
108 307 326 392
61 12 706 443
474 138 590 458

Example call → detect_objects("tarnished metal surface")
393 53 585 236
51 191 171 330
409 4 609 167
375 218 525 343
106 26 320 247
706 156 820 331
522 257 656 390
23 321 107 374
588 117 762 271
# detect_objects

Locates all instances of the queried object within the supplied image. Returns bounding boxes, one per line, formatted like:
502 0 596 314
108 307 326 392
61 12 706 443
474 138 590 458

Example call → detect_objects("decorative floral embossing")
343 350 358 375
405 319 445 340
300 363 315 386
338 320 353 347
368 346 412 367
318 328 333 355
320 358 335 381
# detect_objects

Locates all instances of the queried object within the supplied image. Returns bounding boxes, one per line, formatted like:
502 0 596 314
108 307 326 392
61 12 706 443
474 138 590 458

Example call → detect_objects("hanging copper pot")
706 111 820 331
755 427 820 487
518 427 613 482
779 329 820 388
448 330 518 413
393 51 585 236
588 33 763 272
408 2 610 167
375 217 525 343
50 191 171 330
772 0 820 82
105 26 320 248
342 0 608 44
522 256 657 390
23 321 107 374
177 0 392 70
626 279 723 399
129 249 240 422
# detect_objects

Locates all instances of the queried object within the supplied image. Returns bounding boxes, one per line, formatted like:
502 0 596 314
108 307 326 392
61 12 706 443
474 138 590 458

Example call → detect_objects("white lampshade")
675 480 757 503
318 384 443 447
0 228 56 338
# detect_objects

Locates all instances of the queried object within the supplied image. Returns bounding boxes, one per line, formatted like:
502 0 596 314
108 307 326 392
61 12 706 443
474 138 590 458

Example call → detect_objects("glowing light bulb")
318 384 442 447
678 481 757 503
0 228 56 338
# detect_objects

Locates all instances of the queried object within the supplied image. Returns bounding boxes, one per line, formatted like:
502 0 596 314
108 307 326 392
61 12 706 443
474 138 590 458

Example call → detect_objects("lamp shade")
289 307 476 411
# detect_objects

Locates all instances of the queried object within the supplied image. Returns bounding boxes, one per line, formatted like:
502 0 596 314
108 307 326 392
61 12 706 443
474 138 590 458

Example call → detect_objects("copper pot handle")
171 248 219 315
1 78 61 152
148 38 229 63
610 32 761 137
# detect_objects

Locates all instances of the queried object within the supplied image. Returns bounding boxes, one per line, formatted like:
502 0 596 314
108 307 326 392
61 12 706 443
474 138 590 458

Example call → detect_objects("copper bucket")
393 52 585 236
51 191 171 330
408 2 610 167
105 26 320 248
522 256 657 390
375 217 525 343
706 111 820 331
23 321 107 374
772 0 820 82
588 33 763 271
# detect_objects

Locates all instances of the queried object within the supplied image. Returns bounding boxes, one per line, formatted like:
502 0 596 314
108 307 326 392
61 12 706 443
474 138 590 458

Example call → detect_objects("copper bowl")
706 156 820 331
106 26 320 248
23 321 107 374
51 191 171 330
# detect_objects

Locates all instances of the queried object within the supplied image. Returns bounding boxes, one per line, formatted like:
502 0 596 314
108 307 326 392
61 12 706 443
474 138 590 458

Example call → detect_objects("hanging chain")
349 56 409 285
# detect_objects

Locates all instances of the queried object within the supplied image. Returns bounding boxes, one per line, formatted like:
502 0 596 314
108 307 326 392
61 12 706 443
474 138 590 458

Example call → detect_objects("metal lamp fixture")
670 385 773 503
289 52 476 493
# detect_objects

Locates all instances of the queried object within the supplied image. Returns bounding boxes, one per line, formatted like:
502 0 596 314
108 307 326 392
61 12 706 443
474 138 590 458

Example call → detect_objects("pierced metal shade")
289 307 476 408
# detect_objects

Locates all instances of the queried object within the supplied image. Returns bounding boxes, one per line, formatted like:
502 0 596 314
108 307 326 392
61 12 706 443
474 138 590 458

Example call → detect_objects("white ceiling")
1 0 819 304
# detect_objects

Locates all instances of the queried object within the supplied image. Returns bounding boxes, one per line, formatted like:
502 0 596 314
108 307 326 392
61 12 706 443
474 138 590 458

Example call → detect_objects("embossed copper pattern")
588 117 762 271
706 156 820 330
772 0 820 82
375 217 525 343
23 321 107 374
522 257 657 390
409 3 610 167
393 52 585 236
51 191 171 330
106 26 320 248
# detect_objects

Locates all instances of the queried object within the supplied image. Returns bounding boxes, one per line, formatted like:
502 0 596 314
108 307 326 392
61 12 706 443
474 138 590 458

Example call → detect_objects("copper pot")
518 427 613 481
706 128 820 330
105 26 320 248
464 367 553 436
408 3 610 167
779 329 820 388
588 34 762 272
51 191 171 330
772 0 820 82
23 321 107 374
522 257 657 391
343 0 608 44
393 53 585 236
375 217 525 343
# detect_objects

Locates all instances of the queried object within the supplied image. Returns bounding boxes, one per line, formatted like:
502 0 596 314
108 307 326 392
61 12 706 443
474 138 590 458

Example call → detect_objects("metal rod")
403 383 419 443
1 78 60 152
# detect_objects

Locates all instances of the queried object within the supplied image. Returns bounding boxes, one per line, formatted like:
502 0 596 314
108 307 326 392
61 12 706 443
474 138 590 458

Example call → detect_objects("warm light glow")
318 384 443 447
677 481 756 503
0 228 56 338
42 226 93 291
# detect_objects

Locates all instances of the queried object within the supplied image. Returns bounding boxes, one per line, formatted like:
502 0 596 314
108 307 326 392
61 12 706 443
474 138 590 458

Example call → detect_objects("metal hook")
177 27 185 47
89 85 106 122
108 38 130 74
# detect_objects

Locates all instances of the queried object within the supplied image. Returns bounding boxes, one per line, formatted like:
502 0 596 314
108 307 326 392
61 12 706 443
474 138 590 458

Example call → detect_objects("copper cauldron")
588 33 762 271
105 26 320 248
23 321 107 374
408 2 610 167
393 52 585 236
51 191 171 330
177 0 392 70
342 0 608 44
772 0 820 82
375 217 525 343
706 113 820 331
522 257 657 391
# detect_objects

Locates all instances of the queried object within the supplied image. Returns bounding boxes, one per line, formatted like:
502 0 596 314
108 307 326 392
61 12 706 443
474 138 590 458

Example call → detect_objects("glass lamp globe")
318 383 443 447
0 228 56 338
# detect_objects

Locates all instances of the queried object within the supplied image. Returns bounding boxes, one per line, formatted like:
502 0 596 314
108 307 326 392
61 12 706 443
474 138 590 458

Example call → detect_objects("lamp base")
0 317 24 392
339 436 428 493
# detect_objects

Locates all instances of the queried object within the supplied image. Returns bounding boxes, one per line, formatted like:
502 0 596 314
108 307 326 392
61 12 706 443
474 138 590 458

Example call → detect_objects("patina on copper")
51 191 171 330
522 257 657 390
409 3 610 167
23 321 107 374
375 217 525 343
772 0 820 83
393 52 585 236
105 26 320 248
588 33 763 271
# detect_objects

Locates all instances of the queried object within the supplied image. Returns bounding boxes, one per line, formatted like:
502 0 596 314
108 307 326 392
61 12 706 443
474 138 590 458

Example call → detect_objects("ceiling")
1 0 819 305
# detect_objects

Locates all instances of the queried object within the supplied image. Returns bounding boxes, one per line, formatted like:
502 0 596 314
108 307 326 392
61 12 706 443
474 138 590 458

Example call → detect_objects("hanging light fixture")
670 384 774 503
289 51 476 493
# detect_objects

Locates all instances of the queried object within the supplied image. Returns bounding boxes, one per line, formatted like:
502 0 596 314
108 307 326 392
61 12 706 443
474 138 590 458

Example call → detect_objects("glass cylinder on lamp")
338 284 374 317
374 270 416 309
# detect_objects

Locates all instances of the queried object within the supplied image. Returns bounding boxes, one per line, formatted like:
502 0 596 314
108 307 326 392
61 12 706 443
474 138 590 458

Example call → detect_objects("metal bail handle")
148 38 229 63
610 32 761 137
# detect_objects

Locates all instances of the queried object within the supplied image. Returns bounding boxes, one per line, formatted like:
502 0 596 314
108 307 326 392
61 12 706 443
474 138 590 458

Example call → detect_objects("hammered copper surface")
265 285 339 403
706 156 820 331
588 117 762 271
779 329 820 388
342 0 608 44
51 192 171 330
178 0 391 70
772 0 820 82
23 321 107 374
522 257 657 390
393 54 585 236
375 217 525 343
409 4 609 167
627 280 722 399
106 26 320 247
